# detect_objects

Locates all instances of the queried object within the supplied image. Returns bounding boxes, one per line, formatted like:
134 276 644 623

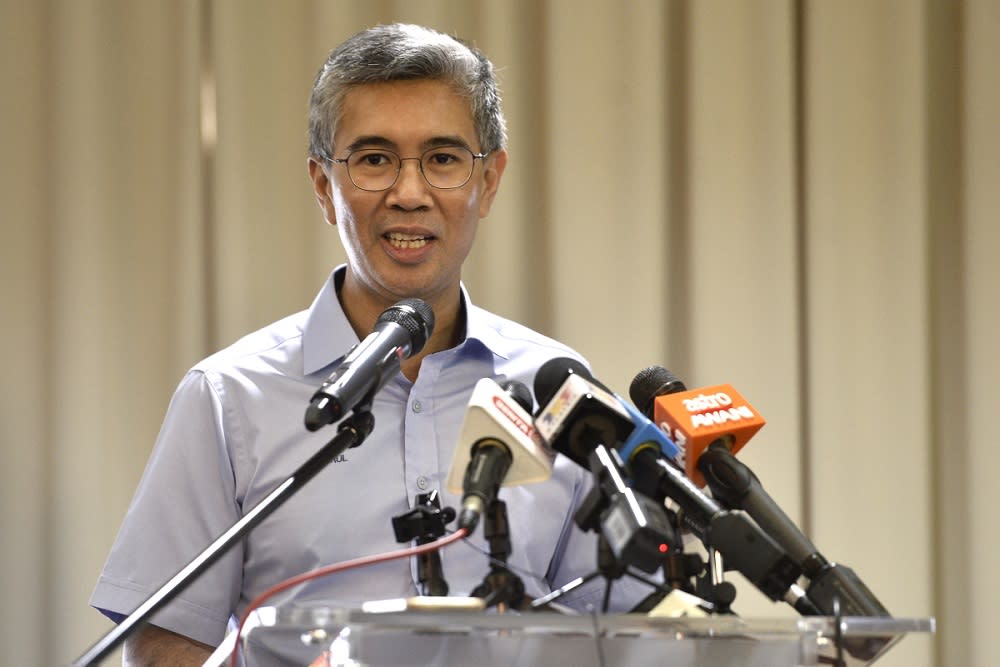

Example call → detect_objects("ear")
308 156 337 226
478 148 508 219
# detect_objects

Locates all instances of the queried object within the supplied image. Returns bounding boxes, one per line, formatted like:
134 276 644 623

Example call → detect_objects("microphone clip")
392 491 456 597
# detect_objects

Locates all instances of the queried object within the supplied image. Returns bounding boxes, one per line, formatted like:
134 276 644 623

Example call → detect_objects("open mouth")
385 232 433 249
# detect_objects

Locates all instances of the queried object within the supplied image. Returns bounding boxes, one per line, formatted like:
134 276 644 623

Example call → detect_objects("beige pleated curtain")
2 1 997 665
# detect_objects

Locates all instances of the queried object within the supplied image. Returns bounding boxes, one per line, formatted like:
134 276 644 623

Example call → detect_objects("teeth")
386 232 431 249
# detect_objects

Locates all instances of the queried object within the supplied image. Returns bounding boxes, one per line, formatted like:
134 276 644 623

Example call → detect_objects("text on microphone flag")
491 394 536 439
652 383 765 486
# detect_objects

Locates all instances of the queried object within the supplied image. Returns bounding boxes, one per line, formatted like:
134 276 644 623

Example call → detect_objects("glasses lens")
347 150 400 191
420 146 475 189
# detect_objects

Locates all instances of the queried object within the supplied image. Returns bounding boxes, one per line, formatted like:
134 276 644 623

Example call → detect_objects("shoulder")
466 303 590 373
160 310 315 443
191 309 309 381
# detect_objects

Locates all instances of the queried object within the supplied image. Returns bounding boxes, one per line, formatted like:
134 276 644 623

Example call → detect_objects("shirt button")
416 476 429 490
412 400 422 413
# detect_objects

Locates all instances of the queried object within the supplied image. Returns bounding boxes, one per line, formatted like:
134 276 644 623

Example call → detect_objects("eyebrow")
344 135 475 153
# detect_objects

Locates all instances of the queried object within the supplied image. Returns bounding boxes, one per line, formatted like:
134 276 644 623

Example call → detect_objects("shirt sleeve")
89 369 245 648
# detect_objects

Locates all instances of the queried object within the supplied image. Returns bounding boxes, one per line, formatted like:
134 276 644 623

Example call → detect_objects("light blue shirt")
90 267 646 648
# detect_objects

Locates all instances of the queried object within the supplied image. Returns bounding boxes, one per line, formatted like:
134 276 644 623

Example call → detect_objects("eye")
424 147 468 168
351 150 395 168
428 152 456 165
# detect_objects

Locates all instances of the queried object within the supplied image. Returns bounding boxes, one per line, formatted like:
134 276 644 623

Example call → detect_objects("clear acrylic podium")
240 604 935 666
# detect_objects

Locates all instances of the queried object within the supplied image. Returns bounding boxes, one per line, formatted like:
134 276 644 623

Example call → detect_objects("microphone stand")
469 499 530 612
532 533 669 614
628 511 715 614
531 481 671 613
697 546 737 614
71 407 376 667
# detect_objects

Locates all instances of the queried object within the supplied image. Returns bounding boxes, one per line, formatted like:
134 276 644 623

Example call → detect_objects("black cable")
453 530 550 591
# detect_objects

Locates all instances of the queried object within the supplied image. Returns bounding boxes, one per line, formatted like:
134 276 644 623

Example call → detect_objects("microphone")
534 360 815 611
532 357 677 573
631 366 891 648
629 366 765 487
609 379 816 614
532 357 636 468
304 298 435 431
528 359 826 615
532 358 681 467
445 378 554 534
698 443 892 621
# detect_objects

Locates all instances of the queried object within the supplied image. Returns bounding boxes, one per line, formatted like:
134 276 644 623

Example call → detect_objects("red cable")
228 528 468 667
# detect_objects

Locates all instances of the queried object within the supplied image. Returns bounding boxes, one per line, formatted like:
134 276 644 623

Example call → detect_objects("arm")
91 371 244 656
123 624 213 666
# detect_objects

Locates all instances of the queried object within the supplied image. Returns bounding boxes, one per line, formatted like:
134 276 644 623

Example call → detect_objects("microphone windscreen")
533 357 591 408
377 298 435 355
500 380 533 413
629 366 687 418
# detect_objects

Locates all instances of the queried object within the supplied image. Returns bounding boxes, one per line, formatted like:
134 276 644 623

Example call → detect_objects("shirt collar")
302 267 358 376
461 285 514 361
302 266 513 376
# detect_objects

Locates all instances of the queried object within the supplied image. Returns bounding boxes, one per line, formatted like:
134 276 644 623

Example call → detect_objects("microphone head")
532 357 634 468
499 379 533 413
533 356 592 408
629 366 687 418
377 298 435 356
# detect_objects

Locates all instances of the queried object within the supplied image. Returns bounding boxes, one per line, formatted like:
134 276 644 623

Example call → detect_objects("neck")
400 298 464 380
336 274 465 382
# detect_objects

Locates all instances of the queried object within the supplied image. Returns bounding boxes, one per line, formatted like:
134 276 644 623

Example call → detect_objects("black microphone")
304 298 434 431
631 366 891 657
533 358 678 574
532 357 636 468
695 430 893 661
612 400 817 613
698 442 892 622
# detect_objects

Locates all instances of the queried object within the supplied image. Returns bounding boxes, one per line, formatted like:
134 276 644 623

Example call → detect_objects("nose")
385 157 432 209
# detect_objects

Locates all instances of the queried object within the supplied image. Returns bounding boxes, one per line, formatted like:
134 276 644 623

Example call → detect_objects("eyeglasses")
328 145 488 192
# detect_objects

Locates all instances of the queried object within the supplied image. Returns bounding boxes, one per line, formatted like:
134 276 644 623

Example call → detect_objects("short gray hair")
308 23 507 159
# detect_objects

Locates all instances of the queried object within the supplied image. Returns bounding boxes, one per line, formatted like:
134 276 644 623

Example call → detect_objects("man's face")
309 79 506 310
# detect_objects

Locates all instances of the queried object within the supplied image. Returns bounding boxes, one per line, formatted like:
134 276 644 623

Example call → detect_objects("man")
91 24 642 665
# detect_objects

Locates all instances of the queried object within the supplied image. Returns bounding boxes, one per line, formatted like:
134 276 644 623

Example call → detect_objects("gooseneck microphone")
304 298 435 431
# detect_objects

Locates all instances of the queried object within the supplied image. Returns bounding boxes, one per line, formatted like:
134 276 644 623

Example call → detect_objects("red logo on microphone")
493 396 535 439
